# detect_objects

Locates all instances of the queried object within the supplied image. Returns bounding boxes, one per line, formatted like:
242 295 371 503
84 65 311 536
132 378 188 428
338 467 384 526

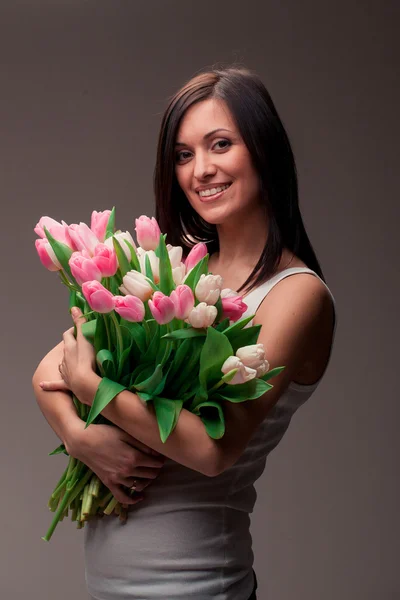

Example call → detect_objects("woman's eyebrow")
175 128 233 147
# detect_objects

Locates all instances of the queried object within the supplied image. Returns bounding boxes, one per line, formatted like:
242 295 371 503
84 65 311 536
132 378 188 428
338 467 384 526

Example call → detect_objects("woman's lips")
198 184 231 202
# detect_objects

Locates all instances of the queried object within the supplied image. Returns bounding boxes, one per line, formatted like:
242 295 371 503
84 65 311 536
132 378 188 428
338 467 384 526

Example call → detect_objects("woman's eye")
176 151 191 162
214 139 231 150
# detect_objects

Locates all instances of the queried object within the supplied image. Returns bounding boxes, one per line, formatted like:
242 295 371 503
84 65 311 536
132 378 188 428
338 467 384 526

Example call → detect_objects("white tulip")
221 356 257 385
138 250 160 283
167 244 183 268
104 231 136 261
187 302 217 328
195 274 223 305
172 263 186 285
236 344 270 377
221 288 238 298
119 270 153 302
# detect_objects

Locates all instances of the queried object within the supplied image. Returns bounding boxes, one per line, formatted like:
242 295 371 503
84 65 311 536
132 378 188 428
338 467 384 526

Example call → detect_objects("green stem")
42 464 91 542
103 314 112 350
110 311 123 377
104 496 119 516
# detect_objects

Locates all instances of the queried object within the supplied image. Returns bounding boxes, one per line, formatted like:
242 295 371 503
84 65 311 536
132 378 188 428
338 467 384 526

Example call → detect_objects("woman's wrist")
72 369 102 407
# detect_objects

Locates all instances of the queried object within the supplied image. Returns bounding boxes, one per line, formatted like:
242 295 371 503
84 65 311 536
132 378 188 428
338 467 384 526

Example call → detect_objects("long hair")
154 65 325 293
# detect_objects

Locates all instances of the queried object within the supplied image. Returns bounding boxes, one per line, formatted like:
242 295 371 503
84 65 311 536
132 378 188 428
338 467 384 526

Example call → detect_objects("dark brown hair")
154 65 325 293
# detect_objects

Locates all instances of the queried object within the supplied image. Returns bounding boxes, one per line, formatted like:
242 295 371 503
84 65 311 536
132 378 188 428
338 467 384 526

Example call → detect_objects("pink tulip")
90 210 112 243
170 285 195 320
82 281 115 313
92 243 118 278
221 292 248 322
148 291 175 325
34 216 75 250
114 295 145 322
135 215 161 251
35 238 62 271
69 251 103 286
69 222 100 256
184 243 208 272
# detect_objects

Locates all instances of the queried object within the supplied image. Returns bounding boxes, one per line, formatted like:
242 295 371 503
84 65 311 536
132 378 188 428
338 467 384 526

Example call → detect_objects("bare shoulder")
254 271 335 385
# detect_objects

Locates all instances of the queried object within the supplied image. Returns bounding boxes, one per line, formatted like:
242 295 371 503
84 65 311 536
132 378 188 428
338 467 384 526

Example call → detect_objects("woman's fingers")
39 379 70 391
119 477 153 493
107 482 144 506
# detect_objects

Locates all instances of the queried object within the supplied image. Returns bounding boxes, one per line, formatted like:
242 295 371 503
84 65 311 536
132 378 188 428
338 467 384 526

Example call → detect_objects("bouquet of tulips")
34 207 284 541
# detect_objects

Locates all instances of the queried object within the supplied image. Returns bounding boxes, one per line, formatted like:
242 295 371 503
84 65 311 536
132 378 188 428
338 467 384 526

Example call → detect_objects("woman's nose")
193 152 217 180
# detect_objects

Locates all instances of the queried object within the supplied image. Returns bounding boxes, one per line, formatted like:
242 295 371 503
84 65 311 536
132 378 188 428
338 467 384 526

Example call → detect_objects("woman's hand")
41 306 96 396
68 421 166 505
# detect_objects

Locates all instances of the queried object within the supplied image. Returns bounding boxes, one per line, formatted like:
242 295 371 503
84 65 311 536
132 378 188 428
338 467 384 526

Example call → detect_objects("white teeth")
199 184 230 197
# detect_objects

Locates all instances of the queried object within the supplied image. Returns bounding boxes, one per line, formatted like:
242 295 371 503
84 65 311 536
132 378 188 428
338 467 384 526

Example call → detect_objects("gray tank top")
84 267 337 600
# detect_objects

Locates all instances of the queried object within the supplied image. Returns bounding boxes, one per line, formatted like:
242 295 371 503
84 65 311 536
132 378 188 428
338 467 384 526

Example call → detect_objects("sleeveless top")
84 267 337 600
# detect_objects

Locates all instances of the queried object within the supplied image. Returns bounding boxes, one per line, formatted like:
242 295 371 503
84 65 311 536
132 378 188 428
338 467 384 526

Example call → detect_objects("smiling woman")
33 65 337 600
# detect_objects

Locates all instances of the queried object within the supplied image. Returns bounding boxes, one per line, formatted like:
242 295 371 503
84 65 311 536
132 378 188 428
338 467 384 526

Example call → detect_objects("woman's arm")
32 341 85 454
34 342 219 477
74 371 219 477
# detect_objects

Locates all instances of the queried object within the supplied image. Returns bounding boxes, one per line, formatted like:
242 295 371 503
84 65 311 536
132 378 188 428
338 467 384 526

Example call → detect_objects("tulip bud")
167 244 183 268
138 249 160 283
184 242 208 272
90 209 112 243
135 215 161 251
69 251 103 286
34 217 76 250
195 273 223 305
82 281 115 313
221 355 257 385
172 264 186 286
221 291 247 322
104 231 137 263
236 344 270 377
170 285 195 320
119 270 154 302
92 243 118 278
187 302 217 328
148 291 175 325
114 295 145 322
69 222 100 256
35 238 62 271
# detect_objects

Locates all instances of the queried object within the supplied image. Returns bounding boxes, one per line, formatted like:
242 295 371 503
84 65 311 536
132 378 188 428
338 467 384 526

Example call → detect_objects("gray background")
1 1 398 598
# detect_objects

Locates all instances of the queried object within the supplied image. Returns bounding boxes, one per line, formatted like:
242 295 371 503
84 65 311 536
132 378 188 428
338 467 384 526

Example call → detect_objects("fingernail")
71 307 79 316
39 382 44 388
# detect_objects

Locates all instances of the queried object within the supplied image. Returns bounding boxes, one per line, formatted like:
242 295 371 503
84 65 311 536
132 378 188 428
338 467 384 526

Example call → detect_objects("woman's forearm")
32 342 85 454
75 371 219 477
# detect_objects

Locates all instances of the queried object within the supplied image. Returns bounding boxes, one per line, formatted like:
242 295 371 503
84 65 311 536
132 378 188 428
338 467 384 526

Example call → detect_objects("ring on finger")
129 478 139 493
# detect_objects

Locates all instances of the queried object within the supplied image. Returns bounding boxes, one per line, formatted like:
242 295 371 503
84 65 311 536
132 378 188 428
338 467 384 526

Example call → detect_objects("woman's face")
174 98 261 225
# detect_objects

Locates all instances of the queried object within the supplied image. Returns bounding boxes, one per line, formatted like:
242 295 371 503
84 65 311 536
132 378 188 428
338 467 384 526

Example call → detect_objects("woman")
33 66 337 600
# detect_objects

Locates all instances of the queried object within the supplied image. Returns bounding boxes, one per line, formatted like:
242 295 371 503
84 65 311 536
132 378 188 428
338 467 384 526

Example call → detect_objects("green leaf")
125 239 141 271
214 295 223 321
152 397 183 443
169 336 203 397
215 318 230 332
137 391 153 403
43 226 76 284
156 234 175 295
94 315 108 354
48 443 68 456
121 320 147 354
104 207 116 239
142 324 161 363
96 349 117 380
81 319 97 345
223 314 255 336
85 377 127 427
225 324 262 353
133 364 163 393
144 253 155 282
162 327 207 340
192 401 225 439
199 326 233 390
260 366 286 381
213 378 273 402
113 236 131 278
183 255 209 290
